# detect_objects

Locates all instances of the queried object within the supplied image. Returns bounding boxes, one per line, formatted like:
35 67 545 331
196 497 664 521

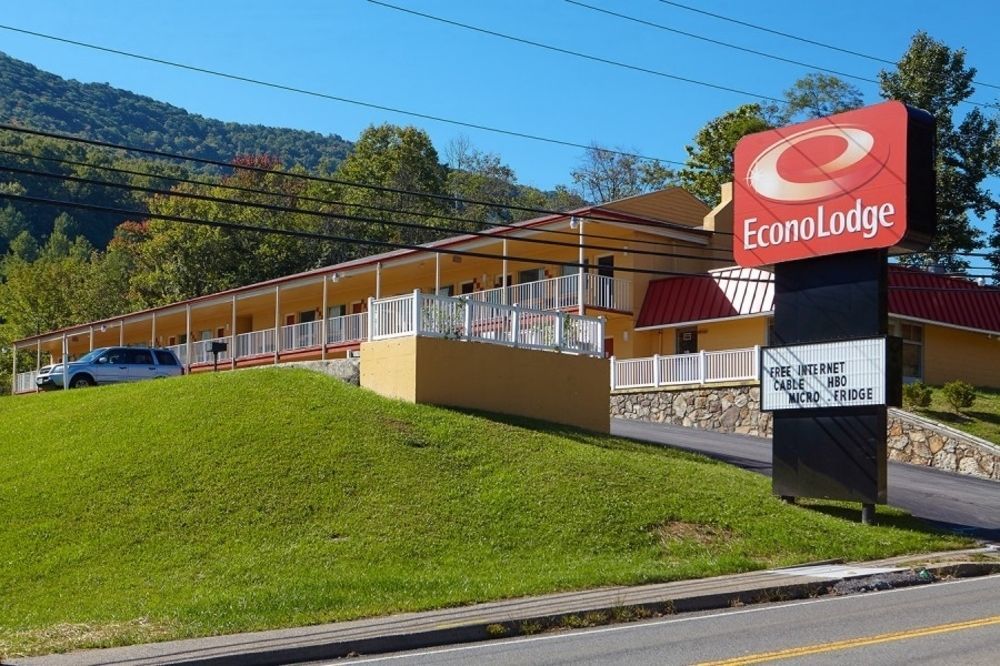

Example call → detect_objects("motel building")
11 186 1000 402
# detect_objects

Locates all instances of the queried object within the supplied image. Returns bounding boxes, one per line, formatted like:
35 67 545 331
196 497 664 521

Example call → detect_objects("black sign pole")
771 249 890 523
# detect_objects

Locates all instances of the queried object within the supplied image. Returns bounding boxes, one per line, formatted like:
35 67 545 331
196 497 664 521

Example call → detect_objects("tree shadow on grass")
916 409 970 425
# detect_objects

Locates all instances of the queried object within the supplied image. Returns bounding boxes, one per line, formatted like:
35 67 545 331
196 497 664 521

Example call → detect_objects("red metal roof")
638 266 1000 334
889 267 1000 334
636 267 774 328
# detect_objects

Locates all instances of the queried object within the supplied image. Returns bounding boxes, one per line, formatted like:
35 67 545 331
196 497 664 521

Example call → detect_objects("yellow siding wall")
360 337 610 432
923 325 1000 387
699 318 767 351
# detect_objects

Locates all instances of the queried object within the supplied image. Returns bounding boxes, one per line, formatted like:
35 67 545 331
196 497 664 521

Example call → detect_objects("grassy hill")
0 51 352 171
0 369 965 657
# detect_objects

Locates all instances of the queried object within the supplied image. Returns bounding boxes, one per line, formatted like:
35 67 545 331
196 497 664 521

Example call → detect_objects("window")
891 320 923 380
518 268 542 284
155 350 178 366
460 280 475 295
676 327 698 354
105 349 125 365
327 304 346 318
299 310 316 323
436 284 454 296
125 349 153 365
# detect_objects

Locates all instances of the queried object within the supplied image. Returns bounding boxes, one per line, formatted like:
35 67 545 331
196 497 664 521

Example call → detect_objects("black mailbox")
209 341 228 354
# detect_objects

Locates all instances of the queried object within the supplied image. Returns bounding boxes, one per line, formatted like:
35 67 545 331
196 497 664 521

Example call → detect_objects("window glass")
105 349 126 364
518 268 542 284
125 349 153 365
436 285 454 296
460 281 475 295
154 350 178 366
328 304 346 318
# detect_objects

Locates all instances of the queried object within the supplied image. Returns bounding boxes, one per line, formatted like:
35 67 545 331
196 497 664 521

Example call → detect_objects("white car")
36 346 184 389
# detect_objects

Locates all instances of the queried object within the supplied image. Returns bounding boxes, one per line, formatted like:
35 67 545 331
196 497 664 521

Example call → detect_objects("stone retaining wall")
611 385 999 481
278 359 361 385
887 408 999 480
610 384 771 437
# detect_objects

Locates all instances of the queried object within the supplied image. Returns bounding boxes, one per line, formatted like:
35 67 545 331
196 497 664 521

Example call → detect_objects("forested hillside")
0 52 352 171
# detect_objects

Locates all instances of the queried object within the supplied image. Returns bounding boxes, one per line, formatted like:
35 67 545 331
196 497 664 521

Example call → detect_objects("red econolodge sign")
733 101 934 267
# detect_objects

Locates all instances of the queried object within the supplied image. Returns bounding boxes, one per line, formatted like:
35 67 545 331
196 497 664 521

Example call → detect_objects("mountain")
0 51 352 171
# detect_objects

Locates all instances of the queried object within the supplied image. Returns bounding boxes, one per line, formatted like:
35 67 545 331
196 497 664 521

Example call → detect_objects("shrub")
902 381 932 409
942 381 976 413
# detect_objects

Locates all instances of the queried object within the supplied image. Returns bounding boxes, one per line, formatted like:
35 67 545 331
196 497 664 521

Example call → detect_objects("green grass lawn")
0 369 968 657
911 386 1000 445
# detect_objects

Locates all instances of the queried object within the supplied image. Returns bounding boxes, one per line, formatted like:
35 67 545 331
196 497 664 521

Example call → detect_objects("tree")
879 31 1000 272
129 155 323 305
767 73 864 125
570 145 674 204
445 138 521 227
329 124 449 254
675 104 772 206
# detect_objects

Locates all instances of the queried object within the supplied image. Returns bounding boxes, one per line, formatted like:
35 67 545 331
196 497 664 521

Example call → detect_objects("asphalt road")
611 419 1000 540
336 575 1000 665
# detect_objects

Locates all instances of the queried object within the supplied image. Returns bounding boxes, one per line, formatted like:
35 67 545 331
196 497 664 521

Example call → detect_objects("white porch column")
11 342 16 395
273 285 281 365
151 312 157 348
61 334 68 391
434 253 441 295
375 262 382 299
89 326 94 352
321 275 329 360
185 304 192 373
502 238 509 305
36 340 41 370
119 320 125 346
230 294 237 369
576 216 585 316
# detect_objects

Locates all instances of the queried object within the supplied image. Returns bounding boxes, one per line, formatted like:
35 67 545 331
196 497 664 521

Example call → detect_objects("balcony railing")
327 312 367 346
282 320 322 352
14 370 38 394
370 290 605 357
611 347 759 391
469 273 631 313
170 313 368 367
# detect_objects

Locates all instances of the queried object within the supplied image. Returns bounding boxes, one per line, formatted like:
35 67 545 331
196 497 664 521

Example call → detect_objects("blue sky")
1 0 998 260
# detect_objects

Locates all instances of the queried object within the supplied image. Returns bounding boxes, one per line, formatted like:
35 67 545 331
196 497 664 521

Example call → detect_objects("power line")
565 0 880 87
656 0 1000 93
367 0 785 104
0 145 739 256
0 123 727 235
0 190 764 282
5 190 994 292
370 1 999 111
0 162 739 264
0 22 678 165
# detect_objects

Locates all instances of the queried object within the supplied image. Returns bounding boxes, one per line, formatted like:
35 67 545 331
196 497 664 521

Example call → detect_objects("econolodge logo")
733 101 913 267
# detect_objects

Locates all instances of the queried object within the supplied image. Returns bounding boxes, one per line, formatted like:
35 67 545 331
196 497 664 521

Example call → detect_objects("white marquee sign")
761 338 887 411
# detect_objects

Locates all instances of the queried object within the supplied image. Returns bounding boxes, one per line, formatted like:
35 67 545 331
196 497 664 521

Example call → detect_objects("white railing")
191 337 231 365
236 329 276 359
167 343 188 367
611 347 759 390
370 290 605 357
281 320 322 352
326 312 367 346
14 370 38 394
370 293 418 341
470 273 632 313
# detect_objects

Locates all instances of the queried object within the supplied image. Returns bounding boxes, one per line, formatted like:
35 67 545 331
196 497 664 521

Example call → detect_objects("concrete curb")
9 555 1000 666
